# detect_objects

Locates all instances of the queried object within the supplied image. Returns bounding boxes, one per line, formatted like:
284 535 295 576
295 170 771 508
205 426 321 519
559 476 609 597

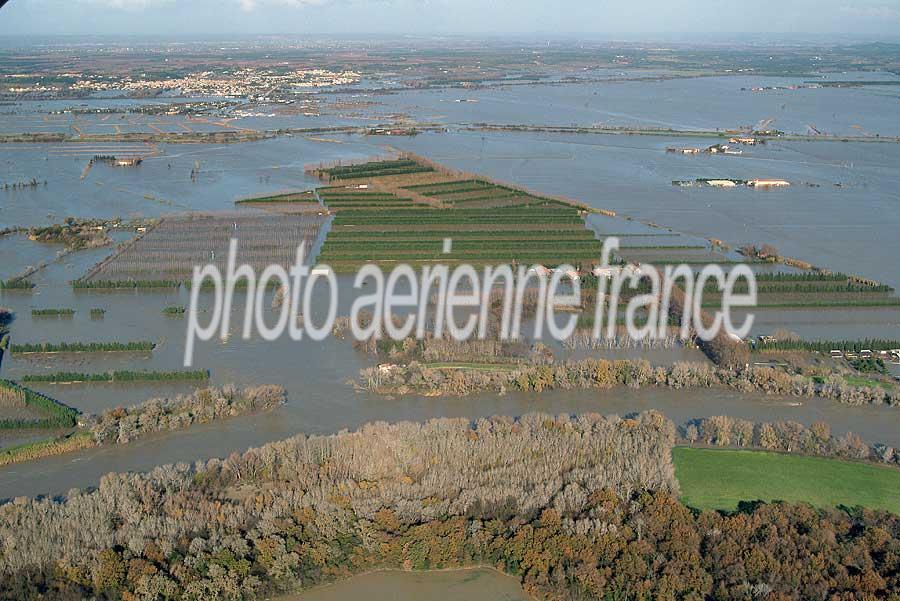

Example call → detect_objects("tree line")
89 384 285 445
359 358 899 407
0 380 78 429
10 341 155 354
1 411 897 600
754 338 900 353
682 415 897 465
20 370 209 384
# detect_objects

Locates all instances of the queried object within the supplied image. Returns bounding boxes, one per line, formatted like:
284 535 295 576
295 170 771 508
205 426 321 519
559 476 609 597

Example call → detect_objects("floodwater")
2 72 900 499
372 72 900 136
3 364 900 499
280 569 529 601
385 130 900 288
0 136 381 229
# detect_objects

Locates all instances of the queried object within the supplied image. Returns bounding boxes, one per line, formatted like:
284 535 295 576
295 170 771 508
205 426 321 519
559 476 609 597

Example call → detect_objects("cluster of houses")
829 348 900 363
672 178 791 188
526 263 647 283
666 137 766 157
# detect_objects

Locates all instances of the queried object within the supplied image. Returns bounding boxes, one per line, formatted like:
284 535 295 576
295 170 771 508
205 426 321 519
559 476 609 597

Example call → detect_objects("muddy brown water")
276 568 530 601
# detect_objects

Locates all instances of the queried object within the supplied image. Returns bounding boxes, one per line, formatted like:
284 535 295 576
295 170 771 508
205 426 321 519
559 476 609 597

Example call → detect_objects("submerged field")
674 446 900 514
82 212 327 283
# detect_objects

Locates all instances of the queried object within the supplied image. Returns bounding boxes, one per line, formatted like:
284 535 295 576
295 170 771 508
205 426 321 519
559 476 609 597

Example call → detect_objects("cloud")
79 0 175 8
839 4 900 21
238 0 334 11
76 0 328 10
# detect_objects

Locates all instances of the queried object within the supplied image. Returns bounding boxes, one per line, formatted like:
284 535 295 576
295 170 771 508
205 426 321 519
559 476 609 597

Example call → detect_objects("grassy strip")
0 380 78 429
755 272 870 283
325 238 597 247
717 283 896 294
332 206 580 216
319 250 604 261
0 432 95 467
236 192 317 204
615 259 752 265
613 245 707 250
10 341 155 354
674 446 900 514
73 280 279 291
326 230 596 240
321 240 603 251
331 224 587 233
21 370 209 384
74 279 182 289
704 299 900 309
328 166 435 180
597 233 683 237
319 193 403 200
324 260 594 273
419 185 503 196
324 236 603 250
324 196 407 201
328 204 420 211
333 217 584 226
321 159 420 175
185 279 279 291
446 194 524 204
325 201 413 206
402 179 489 191
332 211 582 221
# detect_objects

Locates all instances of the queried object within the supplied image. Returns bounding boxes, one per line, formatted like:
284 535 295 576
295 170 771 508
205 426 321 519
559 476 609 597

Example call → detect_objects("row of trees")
21 370 209 384
0 278 34 290
359 358 899 406
0 380 78 429
1 411 897 600
31 308 76 317
89 384 285 445
10 341 155 354
755 338 900 353
683 416 897 464
72 279 181 289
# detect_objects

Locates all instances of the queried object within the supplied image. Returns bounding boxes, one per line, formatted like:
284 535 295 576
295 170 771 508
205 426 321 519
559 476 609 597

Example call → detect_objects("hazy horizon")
2 0 900 39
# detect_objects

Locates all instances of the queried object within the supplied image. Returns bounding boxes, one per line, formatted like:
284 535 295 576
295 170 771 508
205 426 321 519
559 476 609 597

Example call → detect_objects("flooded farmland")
2 69 900 500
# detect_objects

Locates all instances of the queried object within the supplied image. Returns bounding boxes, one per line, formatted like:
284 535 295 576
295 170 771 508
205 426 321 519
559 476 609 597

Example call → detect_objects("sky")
1 0 900 38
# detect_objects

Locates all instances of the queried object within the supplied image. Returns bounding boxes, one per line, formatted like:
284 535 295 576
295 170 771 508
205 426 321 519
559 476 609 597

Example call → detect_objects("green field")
674 447 900 514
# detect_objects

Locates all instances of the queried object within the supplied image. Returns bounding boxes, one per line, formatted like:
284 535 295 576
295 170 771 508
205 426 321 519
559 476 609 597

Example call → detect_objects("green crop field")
316 159 435 180
235 192 317 204
674 447 900 514
308 158 600 270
